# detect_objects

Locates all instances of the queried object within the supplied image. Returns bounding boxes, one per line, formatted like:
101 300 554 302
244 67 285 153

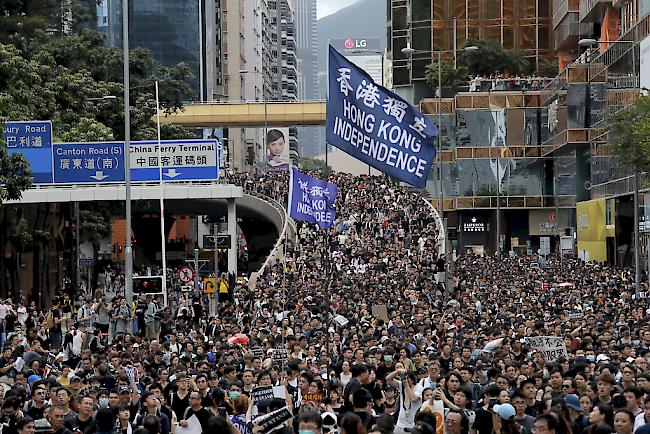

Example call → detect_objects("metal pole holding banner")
496 135 501 259
634 169 641 296
438 50 444 253
155 81 168 307
214 223 219 315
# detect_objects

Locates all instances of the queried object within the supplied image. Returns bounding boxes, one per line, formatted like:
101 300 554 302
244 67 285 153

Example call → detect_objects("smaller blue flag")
289 168 338 229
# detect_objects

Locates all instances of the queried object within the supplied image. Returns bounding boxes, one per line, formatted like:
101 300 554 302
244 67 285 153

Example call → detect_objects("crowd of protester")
468 75 553 92
0 171 647 434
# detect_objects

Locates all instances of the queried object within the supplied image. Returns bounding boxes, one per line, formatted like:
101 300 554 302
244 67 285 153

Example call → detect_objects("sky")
317 0 350 19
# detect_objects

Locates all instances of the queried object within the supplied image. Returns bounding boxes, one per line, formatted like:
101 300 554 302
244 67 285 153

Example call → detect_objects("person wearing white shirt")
387 368 421 434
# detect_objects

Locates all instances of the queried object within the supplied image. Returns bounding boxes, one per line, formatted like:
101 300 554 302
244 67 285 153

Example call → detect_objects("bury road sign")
2 121 54 183
53 142 125 184
130 139 219 182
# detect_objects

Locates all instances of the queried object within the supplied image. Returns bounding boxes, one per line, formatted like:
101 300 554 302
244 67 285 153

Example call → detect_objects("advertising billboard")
266 127 290 171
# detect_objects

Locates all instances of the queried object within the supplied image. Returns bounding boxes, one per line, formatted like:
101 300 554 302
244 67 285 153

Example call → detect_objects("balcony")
554 0 581 28
554 12 593 50
579 0 613 23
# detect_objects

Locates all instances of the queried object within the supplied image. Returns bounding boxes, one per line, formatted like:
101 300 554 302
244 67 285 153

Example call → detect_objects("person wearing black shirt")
169 374 191 421
343 363 369 413
64 396 97 434
48 406 72 434
180 392 212 433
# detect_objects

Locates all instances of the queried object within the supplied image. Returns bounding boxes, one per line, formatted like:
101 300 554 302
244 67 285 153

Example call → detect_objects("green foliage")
607 95 650 172
298 157 332 174
425 60 469 90
458 39 533 76
0 27 196 199
506 50 532 76
79 203 113 242
538 59 559 78
0 145 32 202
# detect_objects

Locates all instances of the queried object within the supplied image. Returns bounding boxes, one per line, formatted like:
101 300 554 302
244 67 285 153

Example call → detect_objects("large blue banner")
289 168 338 229
326 46 438 188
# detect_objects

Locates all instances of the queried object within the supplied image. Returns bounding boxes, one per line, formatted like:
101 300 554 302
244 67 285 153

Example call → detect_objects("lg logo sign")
344 38 367 49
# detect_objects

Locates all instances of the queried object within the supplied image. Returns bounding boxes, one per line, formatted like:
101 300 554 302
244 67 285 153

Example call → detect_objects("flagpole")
281 165 292 371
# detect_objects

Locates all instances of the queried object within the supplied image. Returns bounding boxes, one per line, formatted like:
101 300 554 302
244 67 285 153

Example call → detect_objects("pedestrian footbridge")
157 101 327 127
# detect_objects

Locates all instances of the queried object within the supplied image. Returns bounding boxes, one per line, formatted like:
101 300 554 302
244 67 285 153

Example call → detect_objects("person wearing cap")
492 403 523 434
563 393 587 434
381 385 398 417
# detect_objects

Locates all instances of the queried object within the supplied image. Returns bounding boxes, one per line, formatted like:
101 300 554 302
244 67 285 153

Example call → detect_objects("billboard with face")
266 128 290 171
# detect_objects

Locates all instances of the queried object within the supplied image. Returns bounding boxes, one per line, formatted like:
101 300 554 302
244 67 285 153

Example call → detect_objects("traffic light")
132 276 163 294
246 147 255 165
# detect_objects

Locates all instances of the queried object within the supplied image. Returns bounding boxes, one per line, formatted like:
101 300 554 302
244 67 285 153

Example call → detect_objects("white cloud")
317 0 350 19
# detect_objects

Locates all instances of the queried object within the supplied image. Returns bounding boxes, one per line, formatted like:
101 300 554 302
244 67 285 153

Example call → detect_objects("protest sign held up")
326 45 438 188
525 336 568 362
289 168 338 229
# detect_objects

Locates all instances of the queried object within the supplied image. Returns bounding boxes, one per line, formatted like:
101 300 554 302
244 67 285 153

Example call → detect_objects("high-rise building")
220 0 298 169
103 0 218 101
295 0 320 157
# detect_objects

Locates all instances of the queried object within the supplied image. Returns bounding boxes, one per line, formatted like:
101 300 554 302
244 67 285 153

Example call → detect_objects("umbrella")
227 333 249 345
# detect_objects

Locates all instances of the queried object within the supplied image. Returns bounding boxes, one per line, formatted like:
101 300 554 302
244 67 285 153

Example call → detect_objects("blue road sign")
129 139 219 182
5 129 219 185
2 121 54 183
53 142 125 184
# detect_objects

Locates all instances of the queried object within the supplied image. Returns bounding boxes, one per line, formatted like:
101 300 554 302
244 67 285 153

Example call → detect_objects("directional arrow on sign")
165 168 181 178
90 171 109 181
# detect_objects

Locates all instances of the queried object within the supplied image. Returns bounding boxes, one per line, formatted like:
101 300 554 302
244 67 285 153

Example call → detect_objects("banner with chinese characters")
289 168 338 229
326 45 438 188
524 336 568 362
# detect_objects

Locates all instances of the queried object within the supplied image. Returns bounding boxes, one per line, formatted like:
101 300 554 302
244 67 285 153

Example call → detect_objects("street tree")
607 95 650 173
425 60 469 91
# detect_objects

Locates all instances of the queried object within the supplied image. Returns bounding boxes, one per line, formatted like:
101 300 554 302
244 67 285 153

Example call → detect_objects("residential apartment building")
295 0 320 157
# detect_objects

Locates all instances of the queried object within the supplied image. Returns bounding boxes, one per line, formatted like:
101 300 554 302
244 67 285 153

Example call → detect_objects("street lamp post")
400 45 478 257
123 0 134 308
579 38 639 294
351 48 385 176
